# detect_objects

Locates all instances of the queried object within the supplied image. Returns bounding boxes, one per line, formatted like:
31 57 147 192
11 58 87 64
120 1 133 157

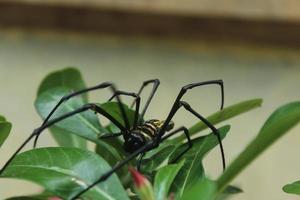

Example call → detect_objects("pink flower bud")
129 167 155 200
129 167 146 188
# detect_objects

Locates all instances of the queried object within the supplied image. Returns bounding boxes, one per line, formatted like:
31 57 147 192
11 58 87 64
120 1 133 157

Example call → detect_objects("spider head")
124 132 147 153
164 120 175 131
146 119 175 131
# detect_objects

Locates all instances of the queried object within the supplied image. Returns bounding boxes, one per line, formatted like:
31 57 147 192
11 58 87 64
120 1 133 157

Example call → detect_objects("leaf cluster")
1 68 300 199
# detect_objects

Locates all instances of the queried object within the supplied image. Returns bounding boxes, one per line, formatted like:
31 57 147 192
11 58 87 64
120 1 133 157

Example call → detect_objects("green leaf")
95 141 124 166
283 181 300 195
0 117 12 148
145 99 261 170
154 161 184 200
1 147 129 200
142 144 176 172
35 87 104 142
170 125 230 198
36 87 124 162
173 99 262 142
50 126 87 149
217 101 300 193
36 86 123 174
180 178 216 200
102 124 125 153
36 67 88 149
101 102 140 129
37 67 87 102
139 136 186 175
0 115 6 121
95 141 128 187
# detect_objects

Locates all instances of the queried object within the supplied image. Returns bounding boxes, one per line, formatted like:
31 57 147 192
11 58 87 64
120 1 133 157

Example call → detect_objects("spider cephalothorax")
0 79 225 200
124 119 175 153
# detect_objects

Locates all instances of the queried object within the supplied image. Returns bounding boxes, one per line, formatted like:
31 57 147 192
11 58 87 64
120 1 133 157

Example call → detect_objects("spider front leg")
108 90 141 128
131 79 160 123
159 101 226 171
0 103 127 175
158 80 226 170
96 90 141 143
172 80 224 110
33 82 131 148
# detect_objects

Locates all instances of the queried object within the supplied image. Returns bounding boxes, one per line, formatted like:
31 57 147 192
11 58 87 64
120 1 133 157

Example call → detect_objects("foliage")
36 68 89 149
0 115 12 148
2 147 129 200
283 181 300 195
217 101 300 194
130 167 155 200
1 67 299 200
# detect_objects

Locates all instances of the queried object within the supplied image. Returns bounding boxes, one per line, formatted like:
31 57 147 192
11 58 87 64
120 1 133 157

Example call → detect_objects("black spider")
0 79 225 199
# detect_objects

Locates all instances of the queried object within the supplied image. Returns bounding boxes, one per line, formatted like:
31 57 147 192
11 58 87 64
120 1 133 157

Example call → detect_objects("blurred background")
0 0 300 199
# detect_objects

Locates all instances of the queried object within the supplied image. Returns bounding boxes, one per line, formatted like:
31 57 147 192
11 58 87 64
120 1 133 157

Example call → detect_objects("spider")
0 79 225 199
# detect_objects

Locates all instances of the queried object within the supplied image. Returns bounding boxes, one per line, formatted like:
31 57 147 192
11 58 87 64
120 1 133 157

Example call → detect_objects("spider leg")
158 80 224 139
158 100 226 171
0 103 127 175
108 90 141 128
99 132 123 139
171 80 224 112
157 80 225 170
33 82 131 148
181 101 225 170
136 152 145 171
131 79 160 123
71 142 155 200
162 126 193 163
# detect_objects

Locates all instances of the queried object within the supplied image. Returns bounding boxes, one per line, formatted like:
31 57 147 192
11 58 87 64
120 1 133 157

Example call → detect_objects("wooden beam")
0 1 300 47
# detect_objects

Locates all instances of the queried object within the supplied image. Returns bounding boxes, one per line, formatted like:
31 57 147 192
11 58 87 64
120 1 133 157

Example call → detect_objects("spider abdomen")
124 119 174 153
137 123 157 139
137 119 175 140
